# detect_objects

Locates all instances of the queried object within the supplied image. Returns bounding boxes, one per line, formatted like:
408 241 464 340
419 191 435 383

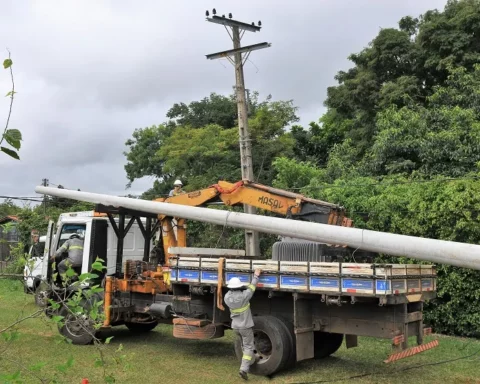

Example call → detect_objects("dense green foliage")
271 0 480 337
122 0 480 336
124 93 298 195
0 199 19 218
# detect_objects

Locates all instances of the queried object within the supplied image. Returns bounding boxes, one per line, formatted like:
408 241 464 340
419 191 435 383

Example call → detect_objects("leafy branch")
1 50 21 160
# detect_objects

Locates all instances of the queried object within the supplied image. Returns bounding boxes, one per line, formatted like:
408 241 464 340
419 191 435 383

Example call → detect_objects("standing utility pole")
41 178 49 215
206 10 271 257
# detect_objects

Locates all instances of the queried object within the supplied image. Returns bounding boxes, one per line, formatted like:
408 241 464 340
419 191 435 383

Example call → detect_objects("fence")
0 232 19 261
0 260 10 273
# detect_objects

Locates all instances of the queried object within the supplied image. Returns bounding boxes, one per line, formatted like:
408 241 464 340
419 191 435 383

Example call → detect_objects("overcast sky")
0 0 447 204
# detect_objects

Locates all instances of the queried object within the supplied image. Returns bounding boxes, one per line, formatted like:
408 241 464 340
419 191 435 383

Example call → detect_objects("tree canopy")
124 93 298 196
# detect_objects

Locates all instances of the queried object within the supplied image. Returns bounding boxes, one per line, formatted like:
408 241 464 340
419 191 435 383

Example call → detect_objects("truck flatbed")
168 248 437 304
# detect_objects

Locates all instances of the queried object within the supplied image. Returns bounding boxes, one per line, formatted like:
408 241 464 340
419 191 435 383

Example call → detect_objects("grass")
0 279 480 384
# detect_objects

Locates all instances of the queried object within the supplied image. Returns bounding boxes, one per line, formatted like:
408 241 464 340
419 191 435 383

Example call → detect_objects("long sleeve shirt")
54 238 84 266
224 275 259 329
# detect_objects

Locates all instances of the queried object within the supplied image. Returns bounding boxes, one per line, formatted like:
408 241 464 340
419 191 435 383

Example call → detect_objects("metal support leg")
143 217 151 262
116 213 125 276
293 293 314 361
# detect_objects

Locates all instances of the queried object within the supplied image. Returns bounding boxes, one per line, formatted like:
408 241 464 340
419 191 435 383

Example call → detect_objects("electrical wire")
288 345 480 384
215 211 232 248
0 196 43 202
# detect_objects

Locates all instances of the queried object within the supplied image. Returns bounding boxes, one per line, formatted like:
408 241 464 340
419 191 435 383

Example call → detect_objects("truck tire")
34 283 49 308
313 332 343 359
277 317 296 368
234 315 292 376
125 321 158 333
58 305 95 345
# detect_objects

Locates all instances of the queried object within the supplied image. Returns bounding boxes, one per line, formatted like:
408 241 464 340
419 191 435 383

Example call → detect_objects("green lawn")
1 279 479 384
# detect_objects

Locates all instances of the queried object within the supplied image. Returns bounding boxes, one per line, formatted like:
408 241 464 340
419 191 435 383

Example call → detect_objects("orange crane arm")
153 180 353 265
157 180 349 224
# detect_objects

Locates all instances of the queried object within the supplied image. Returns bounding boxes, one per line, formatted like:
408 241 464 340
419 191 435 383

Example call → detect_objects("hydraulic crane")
154 180 354 264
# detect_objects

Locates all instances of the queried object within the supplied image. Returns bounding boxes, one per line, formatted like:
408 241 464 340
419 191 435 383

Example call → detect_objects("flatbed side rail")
169 255 437 301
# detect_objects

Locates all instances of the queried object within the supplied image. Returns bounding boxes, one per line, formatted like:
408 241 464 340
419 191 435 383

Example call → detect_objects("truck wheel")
34 283 49 308
125 321 158 333
58 305 95 345
234 315 292 376
313 332 343 359
277 317 296 368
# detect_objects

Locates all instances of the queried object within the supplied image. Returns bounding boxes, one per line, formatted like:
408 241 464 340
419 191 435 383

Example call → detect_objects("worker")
224 268 262 381
169 179 184 197
51 234 84 279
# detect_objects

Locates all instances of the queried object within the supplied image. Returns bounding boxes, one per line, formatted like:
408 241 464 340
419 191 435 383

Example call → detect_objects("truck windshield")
31 242 45 257
57 224 87 249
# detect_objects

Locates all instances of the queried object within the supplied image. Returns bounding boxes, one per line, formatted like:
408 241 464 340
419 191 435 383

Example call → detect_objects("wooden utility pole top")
205 11 271 257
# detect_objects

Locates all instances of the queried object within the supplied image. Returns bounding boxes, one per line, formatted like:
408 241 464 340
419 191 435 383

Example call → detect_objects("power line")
289 344 480 384
0 196 43 202
0 196 43 199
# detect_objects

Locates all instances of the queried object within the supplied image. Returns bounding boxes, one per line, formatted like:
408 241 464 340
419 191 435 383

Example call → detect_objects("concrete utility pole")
205 10 271 257
41 178 49 215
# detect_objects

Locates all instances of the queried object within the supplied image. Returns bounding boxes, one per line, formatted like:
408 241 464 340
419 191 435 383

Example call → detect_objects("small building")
0 215 19 261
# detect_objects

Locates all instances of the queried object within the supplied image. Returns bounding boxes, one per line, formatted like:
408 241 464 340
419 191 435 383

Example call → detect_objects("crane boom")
35 186 480 270
159 180 348 224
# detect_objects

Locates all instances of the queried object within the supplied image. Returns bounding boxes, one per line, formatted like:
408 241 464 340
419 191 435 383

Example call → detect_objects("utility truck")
34 182 480 376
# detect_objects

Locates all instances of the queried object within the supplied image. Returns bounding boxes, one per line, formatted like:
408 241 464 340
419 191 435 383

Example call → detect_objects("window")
56 224 86 250
32 242 45 257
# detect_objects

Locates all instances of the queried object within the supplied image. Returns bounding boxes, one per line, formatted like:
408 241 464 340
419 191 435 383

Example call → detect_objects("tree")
314 0 480 163
365 65 480 177
158 124 240 190
124 124 174 187
166 92 240 129
124 93 298 193
0 199 20 218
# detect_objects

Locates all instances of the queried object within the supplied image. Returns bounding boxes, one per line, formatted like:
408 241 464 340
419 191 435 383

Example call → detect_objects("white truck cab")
23 235 46 293
40 210 150 290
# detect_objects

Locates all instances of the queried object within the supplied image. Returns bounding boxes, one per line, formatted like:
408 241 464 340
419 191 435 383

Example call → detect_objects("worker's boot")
238 370 248 381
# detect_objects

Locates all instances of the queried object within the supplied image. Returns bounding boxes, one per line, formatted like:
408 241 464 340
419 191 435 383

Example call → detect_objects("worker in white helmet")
224 268 262 381
169 179 185 197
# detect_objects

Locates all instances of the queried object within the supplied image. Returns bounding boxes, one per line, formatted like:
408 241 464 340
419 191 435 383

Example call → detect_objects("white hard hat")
174 179 183 186
227 277 246 289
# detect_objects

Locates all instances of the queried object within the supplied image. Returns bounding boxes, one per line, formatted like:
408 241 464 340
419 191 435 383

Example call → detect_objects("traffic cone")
81 379 89 384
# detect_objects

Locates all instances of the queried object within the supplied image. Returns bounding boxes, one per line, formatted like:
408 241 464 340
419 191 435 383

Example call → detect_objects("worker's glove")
254 268 262 277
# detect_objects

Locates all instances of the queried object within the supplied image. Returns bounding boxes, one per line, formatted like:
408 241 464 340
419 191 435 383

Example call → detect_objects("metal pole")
35 186 480 270
144 217 152 262
116 213 125 276
232 26 260 257
42 178 48 215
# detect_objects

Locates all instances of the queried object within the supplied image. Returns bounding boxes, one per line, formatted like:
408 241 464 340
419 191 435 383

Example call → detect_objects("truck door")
89 219 108 280
41 220 55 281
50 222 88 281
